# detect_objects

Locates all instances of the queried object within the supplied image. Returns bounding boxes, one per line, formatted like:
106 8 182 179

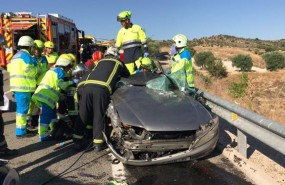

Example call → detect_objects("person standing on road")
7 36 38 138
170 34 195 91
31 54 75 141
27 39 49 131
73 46 130 152
115 10 149 75
0 34 18 157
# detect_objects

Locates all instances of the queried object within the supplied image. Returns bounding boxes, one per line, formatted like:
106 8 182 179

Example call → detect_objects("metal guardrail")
197 90 285 158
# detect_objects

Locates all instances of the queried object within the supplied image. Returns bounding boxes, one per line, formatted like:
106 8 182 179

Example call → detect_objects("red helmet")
92 51 103 62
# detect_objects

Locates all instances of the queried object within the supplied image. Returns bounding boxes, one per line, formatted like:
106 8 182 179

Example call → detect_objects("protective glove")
73 79 79 84
170 44 177 56
143 52 149 57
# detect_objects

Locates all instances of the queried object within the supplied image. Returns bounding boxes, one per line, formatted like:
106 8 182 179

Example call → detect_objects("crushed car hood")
111 86 213 131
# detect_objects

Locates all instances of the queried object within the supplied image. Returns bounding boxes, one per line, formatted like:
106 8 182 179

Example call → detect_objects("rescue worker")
34 40 49 84
0 34 18 157
170 34 195 90
44 41 58 67
31 54 76 141
27 39 49 131
73 46 130 152
7 35 38 138
115 10 149 75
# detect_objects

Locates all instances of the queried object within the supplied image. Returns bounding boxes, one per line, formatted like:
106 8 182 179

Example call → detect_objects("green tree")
206 59 228 78
262 51 285 71
194 51 215 69
231 54 253 71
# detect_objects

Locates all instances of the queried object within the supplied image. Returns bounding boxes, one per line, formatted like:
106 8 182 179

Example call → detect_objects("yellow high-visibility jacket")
7 49 38 92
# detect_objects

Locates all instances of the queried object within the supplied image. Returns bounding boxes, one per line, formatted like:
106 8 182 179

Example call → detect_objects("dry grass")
195 69 285 125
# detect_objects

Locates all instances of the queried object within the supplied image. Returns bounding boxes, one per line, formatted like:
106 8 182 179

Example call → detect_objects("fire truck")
0 12 81 67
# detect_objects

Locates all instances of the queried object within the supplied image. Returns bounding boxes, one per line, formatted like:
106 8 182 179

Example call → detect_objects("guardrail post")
237 129 247 158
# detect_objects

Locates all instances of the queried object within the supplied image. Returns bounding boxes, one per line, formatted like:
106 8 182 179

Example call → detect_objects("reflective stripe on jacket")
32 67 73 109
77 58 130 94
7 49 38 92
171 48 194 88
115 24 147 50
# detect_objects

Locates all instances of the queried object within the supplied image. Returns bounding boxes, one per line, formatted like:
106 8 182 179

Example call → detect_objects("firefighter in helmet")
7 36 38 138
44 41 59 67
0 34 18 156
73 46 130 152
31 54 76 141
170 34 195 90
115 10 149 75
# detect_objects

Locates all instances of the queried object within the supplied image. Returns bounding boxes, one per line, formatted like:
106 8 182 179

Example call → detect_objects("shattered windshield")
146 68 187 92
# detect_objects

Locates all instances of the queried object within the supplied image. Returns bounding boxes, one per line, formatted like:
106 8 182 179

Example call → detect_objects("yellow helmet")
44 41 54 49
34 40 44 49
136 57 153 71
117 11 132 22
55 54 72 67
67 53 77 65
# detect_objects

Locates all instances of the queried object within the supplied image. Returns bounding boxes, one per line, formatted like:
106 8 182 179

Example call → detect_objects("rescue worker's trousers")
123 46 143 75
74 86 110 144
27 95 39 127
14 92 32 136
38 103 57 142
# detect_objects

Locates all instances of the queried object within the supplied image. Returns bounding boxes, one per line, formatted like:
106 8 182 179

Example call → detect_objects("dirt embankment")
195 66 285 125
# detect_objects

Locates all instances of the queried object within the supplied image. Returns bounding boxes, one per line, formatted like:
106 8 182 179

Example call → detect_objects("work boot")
16 129 37 139
27 115 39 132
27 125 38 132
94 143 107 153
73 139 93 151
0 147 18 158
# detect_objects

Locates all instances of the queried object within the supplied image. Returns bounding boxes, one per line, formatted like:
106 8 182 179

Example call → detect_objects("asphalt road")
1 70 255 185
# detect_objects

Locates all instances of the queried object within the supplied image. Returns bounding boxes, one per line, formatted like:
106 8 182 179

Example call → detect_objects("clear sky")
1 0 285 41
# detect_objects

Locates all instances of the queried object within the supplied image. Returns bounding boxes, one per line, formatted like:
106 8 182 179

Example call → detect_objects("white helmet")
104 46 119 57
18 36 34 47
172 34 187 48
55 54 72 67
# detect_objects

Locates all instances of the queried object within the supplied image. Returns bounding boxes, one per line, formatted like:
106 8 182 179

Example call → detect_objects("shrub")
229 73 248 98
206 59 228 78
262 51 285 71
194 51 215 69
231 54 253 71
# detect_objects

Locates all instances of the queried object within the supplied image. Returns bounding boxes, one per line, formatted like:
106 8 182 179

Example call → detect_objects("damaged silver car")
104 54 219 166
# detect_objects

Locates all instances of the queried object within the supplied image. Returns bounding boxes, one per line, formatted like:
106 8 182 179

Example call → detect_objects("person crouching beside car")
73 46 130 152
31 54 76 142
